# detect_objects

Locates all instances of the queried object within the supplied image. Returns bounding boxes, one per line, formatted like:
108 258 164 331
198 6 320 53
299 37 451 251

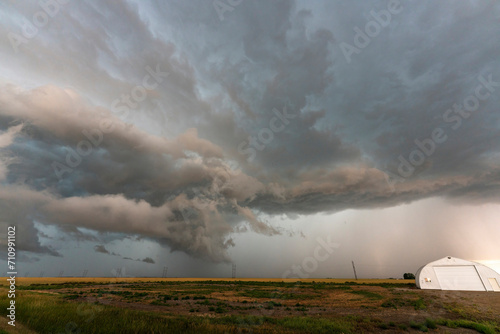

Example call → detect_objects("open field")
1 278 499 333
3 277 413 285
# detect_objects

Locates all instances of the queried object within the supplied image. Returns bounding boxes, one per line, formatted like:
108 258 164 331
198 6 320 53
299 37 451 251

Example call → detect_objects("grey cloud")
93 245 110 254
0 0 499 267
92 244 122 257
323 1 500 179
1 75 500 262
1 0 210 140
0 87 277 261
0 186 61 257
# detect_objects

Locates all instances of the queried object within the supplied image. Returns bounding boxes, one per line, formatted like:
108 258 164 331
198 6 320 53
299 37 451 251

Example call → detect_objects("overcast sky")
1 0 499 278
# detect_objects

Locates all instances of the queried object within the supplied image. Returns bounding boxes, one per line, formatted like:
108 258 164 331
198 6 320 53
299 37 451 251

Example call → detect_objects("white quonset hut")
416 256 500 292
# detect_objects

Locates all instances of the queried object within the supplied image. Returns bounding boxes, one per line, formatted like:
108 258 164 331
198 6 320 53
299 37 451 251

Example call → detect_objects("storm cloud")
0 0 499 269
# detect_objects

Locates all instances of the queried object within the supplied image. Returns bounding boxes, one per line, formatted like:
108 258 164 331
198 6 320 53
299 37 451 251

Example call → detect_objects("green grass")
3 280 499 334
0 292 212 333
237 289 317 300
17 282 93 290
414 298 427 310
0 290 362 333
381 297 426 310
277 316 354 333
425 318 437 329
436 318 498 334
407 318 498 334
410 320 429 332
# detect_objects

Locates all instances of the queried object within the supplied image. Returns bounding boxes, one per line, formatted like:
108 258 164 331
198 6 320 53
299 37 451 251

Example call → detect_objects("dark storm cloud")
321 0 500 178
0 0 499 263
0 187 61 257
93 245 110 254
93 244 120 256
0 85 278 261
180 1 353 170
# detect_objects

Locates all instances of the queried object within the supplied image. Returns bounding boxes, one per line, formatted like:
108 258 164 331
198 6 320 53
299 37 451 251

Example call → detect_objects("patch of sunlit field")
1 277 414 286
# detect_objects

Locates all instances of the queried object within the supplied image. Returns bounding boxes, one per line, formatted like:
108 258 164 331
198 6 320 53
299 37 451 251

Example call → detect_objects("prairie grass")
1 278 498 334
0 290 361 333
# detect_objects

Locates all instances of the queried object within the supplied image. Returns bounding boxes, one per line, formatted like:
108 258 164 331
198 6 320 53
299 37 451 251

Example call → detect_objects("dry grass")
1 278 498 333
0 277 414 286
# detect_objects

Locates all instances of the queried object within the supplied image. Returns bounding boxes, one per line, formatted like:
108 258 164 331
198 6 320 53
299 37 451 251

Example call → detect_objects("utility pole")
58 270 64 277
162 267 168 278
352 261 358 280
232 264 236 279
39 270 44 278
82 269 88 277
